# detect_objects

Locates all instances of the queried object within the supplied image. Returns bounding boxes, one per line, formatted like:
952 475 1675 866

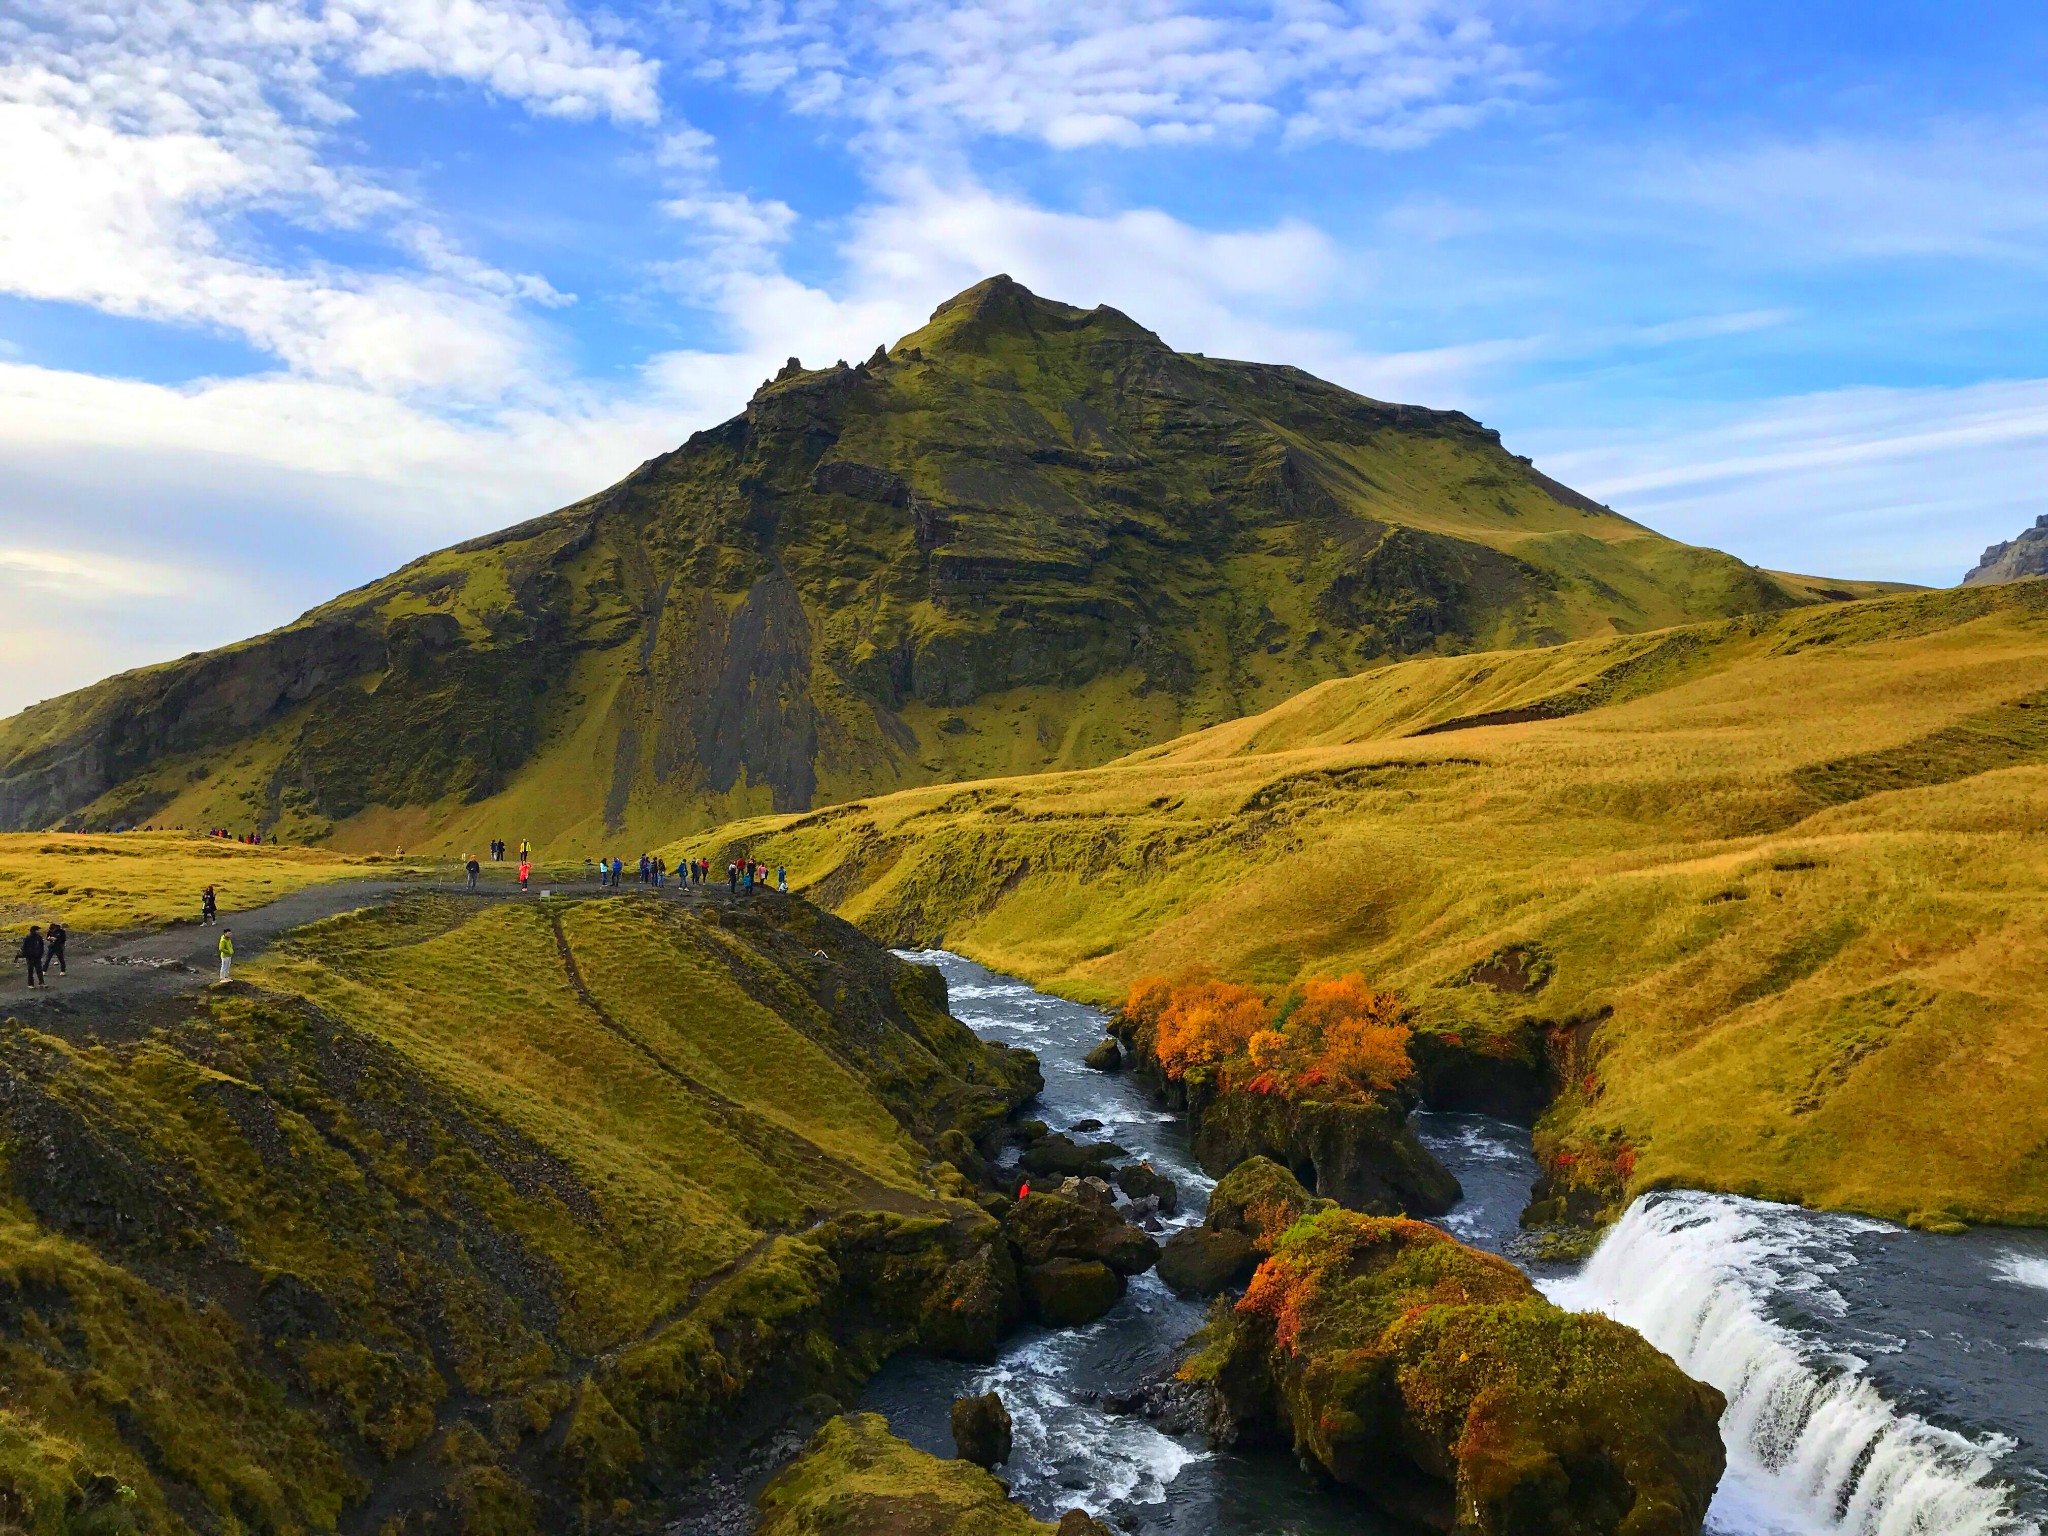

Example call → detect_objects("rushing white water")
1548 1192 2039 1536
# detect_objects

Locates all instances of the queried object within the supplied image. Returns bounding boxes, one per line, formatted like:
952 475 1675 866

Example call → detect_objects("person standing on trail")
466 855 481 892
217 929 234 984
727 862 738 895
201 885 218 925
519 839 530 863
777 866 788 894
17 926 45 988
518 860 531 892
44 922 65 976
611 856 622 887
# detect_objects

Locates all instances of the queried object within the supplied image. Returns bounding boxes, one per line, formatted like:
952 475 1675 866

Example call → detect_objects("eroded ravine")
869 951 2048 1536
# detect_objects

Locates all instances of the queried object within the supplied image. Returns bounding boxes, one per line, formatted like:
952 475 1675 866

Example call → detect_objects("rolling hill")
0 276 1898 851
693 581 2048 1229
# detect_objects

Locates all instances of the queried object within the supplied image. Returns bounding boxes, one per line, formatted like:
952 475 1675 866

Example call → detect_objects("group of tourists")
585 853 789 896
486 839 526 863
461 851 532 891
207 828 270 844
13 922 66 987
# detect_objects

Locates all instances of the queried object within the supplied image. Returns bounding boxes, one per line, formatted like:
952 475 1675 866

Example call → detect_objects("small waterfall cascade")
1547 1191 2038 1536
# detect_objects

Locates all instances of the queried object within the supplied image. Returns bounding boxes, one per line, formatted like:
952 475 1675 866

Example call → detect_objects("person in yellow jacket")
218 928 234 984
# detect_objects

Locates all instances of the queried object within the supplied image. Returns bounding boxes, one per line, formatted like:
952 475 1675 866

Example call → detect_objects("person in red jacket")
518 860 531 891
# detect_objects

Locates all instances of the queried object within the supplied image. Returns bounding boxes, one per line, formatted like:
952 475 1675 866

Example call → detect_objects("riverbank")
876 950 2048 1536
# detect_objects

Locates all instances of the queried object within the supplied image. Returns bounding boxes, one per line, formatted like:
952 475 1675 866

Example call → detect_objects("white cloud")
0 0 660 398
697 0 1536 151
1526 379 2048 584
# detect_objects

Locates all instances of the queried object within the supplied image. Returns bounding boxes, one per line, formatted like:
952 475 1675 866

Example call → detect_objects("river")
861 951 2048 1536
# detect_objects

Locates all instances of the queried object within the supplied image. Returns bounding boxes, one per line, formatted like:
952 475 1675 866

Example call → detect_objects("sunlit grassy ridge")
0 891 1034 1534
694 581 2048 1228
0 277 1901 854
0 831 379 929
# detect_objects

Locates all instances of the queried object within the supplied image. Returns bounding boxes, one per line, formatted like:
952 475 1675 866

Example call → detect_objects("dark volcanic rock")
1157 1228 1257 1296
1002 1189 1158 1277
1019 1132 1125 1180
1111 1160 1178 1214
1023 1258 1121 1326
951 1391 1013 1467
1082 1038 1122 1072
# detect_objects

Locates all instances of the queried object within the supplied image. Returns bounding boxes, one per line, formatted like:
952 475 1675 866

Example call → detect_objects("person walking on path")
611 857 622 887
44 921 65 976
776 866 788 893
201 885 218 925
17 926 46 988
217 929 234 984
518 860 531 892
466 855 481 892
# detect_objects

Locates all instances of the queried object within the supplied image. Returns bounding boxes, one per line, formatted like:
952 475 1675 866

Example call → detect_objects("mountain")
0 276 1901 849
1962 514 2048 585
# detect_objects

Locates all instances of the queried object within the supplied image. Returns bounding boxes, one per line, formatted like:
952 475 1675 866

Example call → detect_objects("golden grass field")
683 582 2048 1229
0 831 392 930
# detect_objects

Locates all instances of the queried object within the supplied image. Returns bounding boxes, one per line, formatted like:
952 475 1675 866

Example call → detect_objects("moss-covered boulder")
1197 1211 1725 1535
1083 1039 1122 1072
1188 1087 1460 1216
1002 1191 1158 1277
759 1413 1054 1534
1157 1228 1257 1296
951 1393 1013 1468
1023 1259 1122 1326
1205 1156 1334 1246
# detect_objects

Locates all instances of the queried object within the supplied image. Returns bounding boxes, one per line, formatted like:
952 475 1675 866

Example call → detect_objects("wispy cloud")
1528 379 2048 583
691 0 1539 151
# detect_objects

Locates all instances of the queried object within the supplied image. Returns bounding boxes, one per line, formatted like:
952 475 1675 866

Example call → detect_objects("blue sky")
3 0 2046 716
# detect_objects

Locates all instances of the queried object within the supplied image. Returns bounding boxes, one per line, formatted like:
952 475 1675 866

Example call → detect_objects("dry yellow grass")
0 831 386 930
684 583 2048 1228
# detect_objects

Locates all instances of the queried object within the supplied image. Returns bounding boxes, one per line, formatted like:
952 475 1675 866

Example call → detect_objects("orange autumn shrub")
1152 979 1272 1078
1122 974 1176 1033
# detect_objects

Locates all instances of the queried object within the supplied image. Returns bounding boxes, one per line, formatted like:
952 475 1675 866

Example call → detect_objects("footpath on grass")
0 870 777 1030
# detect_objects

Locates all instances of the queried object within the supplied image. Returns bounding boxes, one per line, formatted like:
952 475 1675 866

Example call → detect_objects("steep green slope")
0 890 1038 1535
694 581 2048 1230
0 276 1895 850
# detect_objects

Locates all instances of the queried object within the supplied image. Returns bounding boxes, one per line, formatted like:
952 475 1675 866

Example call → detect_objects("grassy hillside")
0 832 383 929
0 276 1900 853
690 581 2048 1230
0 888 1036 1535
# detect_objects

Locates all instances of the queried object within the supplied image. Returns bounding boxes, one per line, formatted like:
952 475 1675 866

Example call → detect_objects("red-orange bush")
1150 979 1272 1078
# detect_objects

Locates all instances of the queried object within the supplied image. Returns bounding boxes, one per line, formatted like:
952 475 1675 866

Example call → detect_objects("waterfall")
1546 1191 2036 1536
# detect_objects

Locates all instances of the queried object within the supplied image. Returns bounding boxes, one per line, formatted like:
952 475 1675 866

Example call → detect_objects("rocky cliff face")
0 276 1829 847
1962 515 2048 586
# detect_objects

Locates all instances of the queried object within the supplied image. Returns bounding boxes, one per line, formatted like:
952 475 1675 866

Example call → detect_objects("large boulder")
1205 1155 1332 1247
951 1392 1013 1468
759 1413 1102 1534
1190 1090 1459 1216
1157 1228 1257 1296
1020 1133 1126 1180
1083 1038 1123 1072
1194 1211 1726 1535
1112 1160 1178 1214
1003 1190 1158 1276
1023 1259 1121 1326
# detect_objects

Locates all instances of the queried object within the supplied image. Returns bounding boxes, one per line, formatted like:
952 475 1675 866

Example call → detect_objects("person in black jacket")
17 927 45 987
43 921 65 976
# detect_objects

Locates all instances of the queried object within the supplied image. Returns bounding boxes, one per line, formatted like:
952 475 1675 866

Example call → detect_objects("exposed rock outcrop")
1190 1210 1727 1535
951 1392 1013 1468
1963 514 2048 586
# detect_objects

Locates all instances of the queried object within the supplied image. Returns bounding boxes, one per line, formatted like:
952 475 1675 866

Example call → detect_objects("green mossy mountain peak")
0 276 1901 850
